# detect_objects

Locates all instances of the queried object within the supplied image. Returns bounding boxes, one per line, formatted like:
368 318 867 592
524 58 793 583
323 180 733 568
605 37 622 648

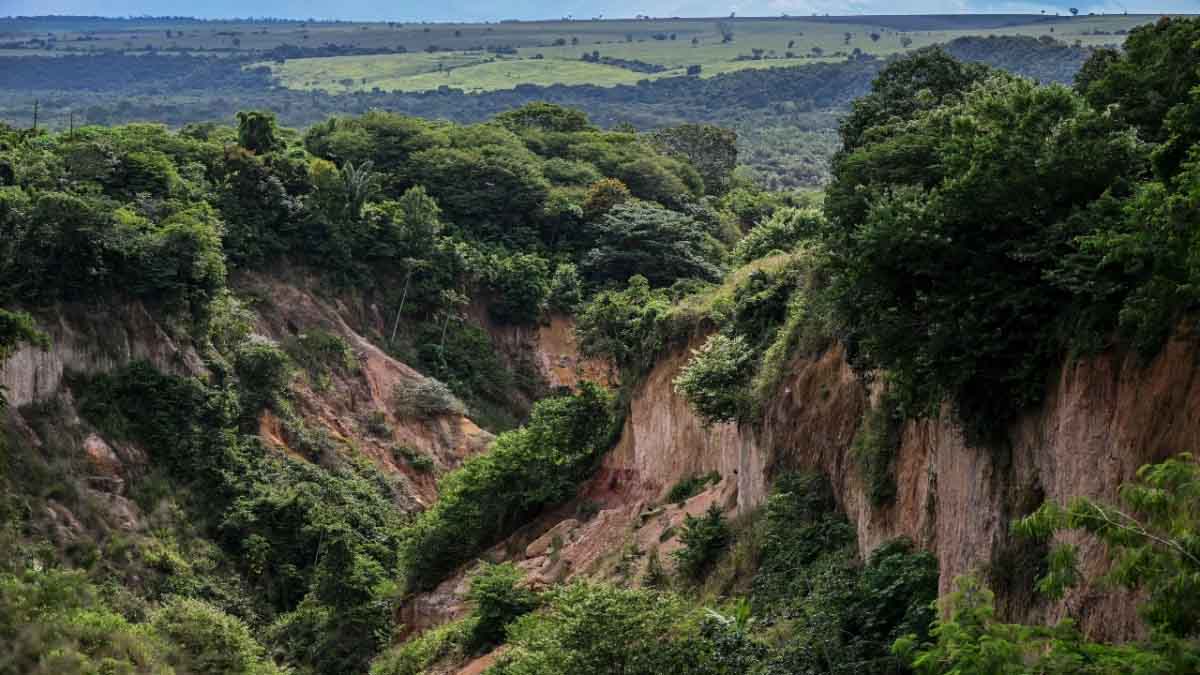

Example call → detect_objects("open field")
254 14 1152 93
0 13 1166 93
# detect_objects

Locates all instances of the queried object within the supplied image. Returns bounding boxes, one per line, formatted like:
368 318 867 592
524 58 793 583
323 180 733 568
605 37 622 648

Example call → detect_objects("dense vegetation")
0 98 749 673
1 14 1198 675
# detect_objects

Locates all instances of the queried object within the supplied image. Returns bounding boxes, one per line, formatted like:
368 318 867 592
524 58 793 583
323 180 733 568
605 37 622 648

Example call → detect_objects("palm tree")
341 160 376 219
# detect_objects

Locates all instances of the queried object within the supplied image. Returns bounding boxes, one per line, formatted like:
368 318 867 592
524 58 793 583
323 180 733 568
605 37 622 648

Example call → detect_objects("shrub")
393 376 468 419
674 334 754 425
466 563 539 649
582 177 631 218
151 597 281 675
400 383 614 592
577 275 671 376
369 617 475 675
673 504 732 582
852 384 904 506
665 471 722 504
731 206 823 264
490 582 723 675
285 329 357 389
548 262 584 313
484 251 552 324
233 335 293 419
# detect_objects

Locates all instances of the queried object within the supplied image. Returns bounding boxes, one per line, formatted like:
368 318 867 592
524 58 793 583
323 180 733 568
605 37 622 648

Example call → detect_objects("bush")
484 251 552 324
233 335 293 419
467 563 539 649
674 334 754 425
490 582 724 675
369 617 475 675
400 383 614 592
852 383 904 506
393 376 468 419
151 597 281 675
577 275 671 376
731 206 823 264
548 262 584 313
666 471 722 504
673 504 732 582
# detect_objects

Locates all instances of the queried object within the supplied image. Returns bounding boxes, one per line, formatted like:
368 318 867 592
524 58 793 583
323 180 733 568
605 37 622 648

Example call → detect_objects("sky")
0 0 1193 22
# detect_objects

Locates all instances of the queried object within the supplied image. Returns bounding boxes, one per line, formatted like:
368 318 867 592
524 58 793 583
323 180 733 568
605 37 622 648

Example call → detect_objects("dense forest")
1 15 1199 675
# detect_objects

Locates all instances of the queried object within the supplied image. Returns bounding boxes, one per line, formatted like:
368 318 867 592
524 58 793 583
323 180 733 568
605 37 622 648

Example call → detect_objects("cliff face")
584 329 1200 641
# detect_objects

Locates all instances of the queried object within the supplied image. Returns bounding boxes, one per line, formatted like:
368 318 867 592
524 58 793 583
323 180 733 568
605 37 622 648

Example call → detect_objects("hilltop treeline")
0 35 1093 188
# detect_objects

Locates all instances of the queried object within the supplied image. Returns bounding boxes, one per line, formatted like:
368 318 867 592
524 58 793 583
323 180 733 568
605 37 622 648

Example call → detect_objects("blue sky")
0 0 1192 21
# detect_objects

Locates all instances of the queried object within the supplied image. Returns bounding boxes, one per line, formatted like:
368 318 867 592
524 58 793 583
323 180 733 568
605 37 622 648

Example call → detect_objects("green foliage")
237 110 285 154
581 202 723 289
577 275 672 376
674 333 754 425
1015 454 1200 638
731 206 823 264
547 262 584 313
466 563 539 649
483 251 552 324
369 617 476 675
233 335 294 418
824 71 1144 440
150 597 282 675
852 383 904 507
0 566 284 675
895 576 1194 675
666 471 722 504
400 383 615 592
836 46 992 155
77 362 405 675
674 504 733 583
652 123 739 196
494 102 594 134
489 582 724 675
1077 17 1200 179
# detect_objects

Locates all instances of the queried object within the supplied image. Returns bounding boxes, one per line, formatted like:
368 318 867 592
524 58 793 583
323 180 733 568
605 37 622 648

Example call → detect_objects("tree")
895 576 1185 674
582 178 631 218
673 504 731 581
1016 454 1200 638
494 102 593 133
1076 17 1200 178
651 123 738 195
835 46 993 154
580 202 722 289
674 334 753 425
466 563 538 649
1069 7 1079 15
576 275 670 375
824 75 1143 439
236 110 283 154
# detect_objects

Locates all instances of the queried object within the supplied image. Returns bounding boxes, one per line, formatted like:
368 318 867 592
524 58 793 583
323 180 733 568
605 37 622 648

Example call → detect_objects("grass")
0 14 1153 92
251 14 1151 94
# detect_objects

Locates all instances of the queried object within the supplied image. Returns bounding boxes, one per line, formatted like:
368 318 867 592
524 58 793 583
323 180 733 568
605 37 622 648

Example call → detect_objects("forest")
0 13 1199 675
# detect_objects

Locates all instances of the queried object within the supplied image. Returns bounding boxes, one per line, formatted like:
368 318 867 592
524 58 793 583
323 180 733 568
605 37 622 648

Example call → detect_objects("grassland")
0 13 1161 95
253 14 1153 94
